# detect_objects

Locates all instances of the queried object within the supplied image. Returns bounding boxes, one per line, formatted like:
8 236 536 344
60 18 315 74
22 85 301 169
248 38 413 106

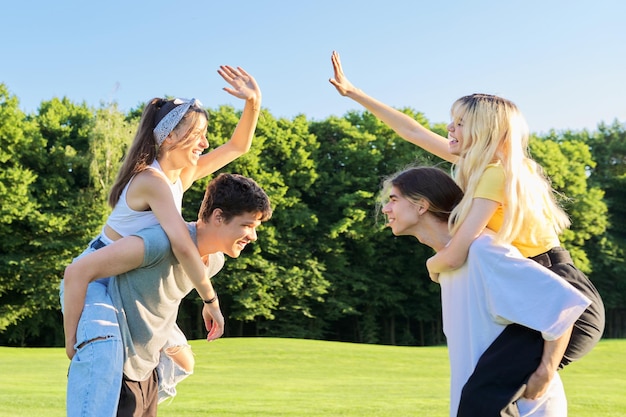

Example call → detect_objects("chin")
390 227 403 236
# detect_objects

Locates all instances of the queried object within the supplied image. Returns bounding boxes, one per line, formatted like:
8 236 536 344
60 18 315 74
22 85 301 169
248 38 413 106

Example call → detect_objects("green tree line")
1 83 624 347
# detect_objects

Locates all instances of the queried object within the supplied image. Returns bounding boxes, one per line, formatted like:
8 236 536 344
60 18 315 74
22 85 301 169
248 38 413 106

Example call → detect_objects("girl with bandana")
62 65 262 417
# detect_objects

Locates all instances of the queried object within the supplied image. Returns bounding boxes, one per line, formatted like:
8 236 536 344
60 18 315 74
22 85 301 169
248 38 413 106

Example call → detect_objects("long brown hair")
379 166 463 225
108 98 208 207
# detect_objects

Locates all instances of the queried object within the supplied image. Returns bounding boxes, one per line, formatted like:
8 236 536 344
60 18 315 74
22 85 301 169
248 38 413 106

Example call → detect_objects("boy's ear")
213 208 224 223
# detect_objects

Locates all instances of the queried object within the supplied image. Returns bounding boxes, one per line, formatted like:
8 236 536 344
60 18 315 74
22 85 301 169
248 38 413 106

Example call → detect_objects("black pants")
457 247 605 417
532 247 605 367
117 369 158 417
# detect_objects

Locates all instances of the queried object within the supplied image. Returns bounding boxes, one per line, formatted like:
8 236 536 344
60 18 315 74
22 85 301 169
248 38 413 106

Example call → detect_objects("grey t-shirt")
108 223 225 381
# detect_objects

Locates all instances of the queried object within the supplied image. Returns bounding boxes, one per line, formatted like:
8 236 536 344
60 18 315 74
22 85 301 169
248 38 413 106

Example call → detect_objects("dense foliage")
0 83 624 346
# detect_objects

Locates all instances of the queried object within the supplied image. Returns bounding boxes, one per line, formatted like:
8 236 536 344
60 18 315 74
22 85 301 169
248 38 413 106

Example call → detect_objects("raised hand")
329 51 356 96
218 65 261 103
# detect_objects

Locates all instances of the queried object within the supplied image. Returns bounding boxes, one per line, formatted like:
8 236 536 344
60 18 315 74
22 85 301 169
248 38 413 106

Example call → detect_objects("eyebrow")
240 219 262 226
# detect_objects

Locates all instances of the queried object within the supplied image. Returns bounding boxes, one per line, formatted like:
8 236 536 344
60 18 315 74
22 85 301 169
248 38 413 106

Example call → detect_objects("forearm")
428 198 498 274
525 325 573 399
541 326 572 375
345 88 453 161
154 195 216 301
227 95 262 154
347 89 420 135
172 245 216 301
427 246 467 274
163 225 222 339
62 268 89 347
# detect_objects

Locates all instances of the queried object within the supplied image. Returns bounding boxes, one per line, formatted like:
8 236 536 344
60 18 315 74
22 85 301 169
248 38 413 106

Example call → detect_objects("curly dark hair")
199 173 272 223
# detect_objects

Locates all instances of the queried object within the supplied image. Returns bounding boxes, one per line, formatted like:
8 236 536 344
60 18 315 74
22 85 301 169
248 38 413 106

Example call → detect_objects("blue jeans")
60 237 123 417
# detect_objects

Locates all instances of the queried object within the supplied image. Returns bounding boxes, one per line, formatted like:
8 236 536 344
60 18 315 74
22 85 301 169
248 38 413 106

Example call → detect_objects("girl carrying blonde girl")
329 50 604 413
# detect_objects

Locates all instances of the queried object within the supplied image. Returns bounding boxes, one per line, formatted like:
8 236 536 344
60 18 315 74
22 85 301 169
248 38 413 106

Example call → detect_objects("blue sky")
2 0 624 134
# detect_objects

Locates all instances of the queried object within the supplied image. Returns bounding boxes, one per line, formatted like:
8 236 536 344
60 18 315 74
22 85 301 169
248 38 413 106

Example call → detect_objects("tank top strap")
147 160 184 213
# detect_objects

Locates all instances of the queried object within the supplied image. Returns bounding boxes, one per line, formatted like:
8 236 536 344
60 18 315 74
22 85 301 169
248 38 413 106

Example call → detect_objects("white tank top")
102 160 184 240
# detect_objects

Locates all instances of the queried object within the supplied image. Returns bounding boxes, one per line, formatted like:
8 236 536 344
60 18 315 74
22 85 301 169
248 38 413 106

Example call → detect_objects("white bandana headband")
153 98 201 145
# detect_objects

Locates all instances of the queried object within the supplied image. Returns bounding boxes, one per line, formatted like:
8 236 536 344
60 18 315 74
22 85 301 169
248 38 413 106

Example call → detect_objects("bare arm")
182 66 262 187
524 326 573 399
329 51 457 163
132 172 224 340
427 198 499 282
63 236 144 359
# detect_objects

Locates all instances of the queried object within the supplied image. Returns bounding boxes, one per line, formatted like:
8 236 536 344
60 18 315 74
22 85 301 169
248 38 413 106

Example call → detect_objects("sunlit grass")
0 338 623 416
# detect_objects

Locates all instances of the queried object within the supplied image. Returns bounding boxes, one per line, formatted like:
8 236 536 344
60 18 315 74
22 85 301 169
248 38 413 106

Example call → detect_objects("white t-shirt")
439 232 590 417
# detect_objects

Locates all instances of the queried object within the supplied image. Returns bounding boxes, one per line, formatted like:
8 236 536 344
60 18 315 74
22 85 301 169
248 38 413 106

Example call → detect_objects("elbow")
435 259 464 273
237 143 252 154
235 138 253 154
63 264 77 285
63 263 96 288
440 245 469 270
222 141 251 160
62 265 82 303
447 257 466 270
431 249 467 272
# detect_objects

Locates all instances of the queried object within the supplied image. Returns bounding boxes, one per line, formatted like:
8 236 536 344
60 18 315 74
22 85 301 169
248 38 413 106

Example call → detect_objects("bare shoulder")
130 169 169 190
125 169 171 209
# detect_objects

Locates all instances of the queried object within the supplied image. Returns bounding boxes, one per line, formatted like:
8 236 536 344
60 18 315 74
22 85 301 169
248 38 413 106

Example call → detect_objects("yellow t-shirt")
474 162 560 257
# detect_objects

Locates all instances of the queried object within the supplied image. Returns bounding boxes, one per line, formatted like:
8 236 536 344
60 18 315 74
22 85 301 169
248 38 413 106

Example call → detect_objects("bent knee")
165 345 194 373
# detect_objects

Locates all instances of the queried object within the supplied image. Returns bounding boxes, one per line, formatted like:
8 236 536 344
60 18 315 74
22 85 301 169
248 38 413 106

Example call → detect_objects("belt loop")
549 247 573 265
529 247 572 268
90 236 106 250
529 251 553 268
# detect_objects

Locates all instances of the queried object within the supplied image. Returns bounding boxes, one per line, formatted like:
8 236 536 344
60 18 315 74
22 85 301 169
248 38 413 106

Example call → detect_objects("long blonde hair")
449 94 570 244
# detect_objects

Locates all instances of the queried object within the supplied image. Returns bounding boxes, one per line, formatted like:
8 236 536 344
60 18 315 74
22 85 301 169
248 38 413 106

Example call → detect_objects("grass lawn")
0 338 624 416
